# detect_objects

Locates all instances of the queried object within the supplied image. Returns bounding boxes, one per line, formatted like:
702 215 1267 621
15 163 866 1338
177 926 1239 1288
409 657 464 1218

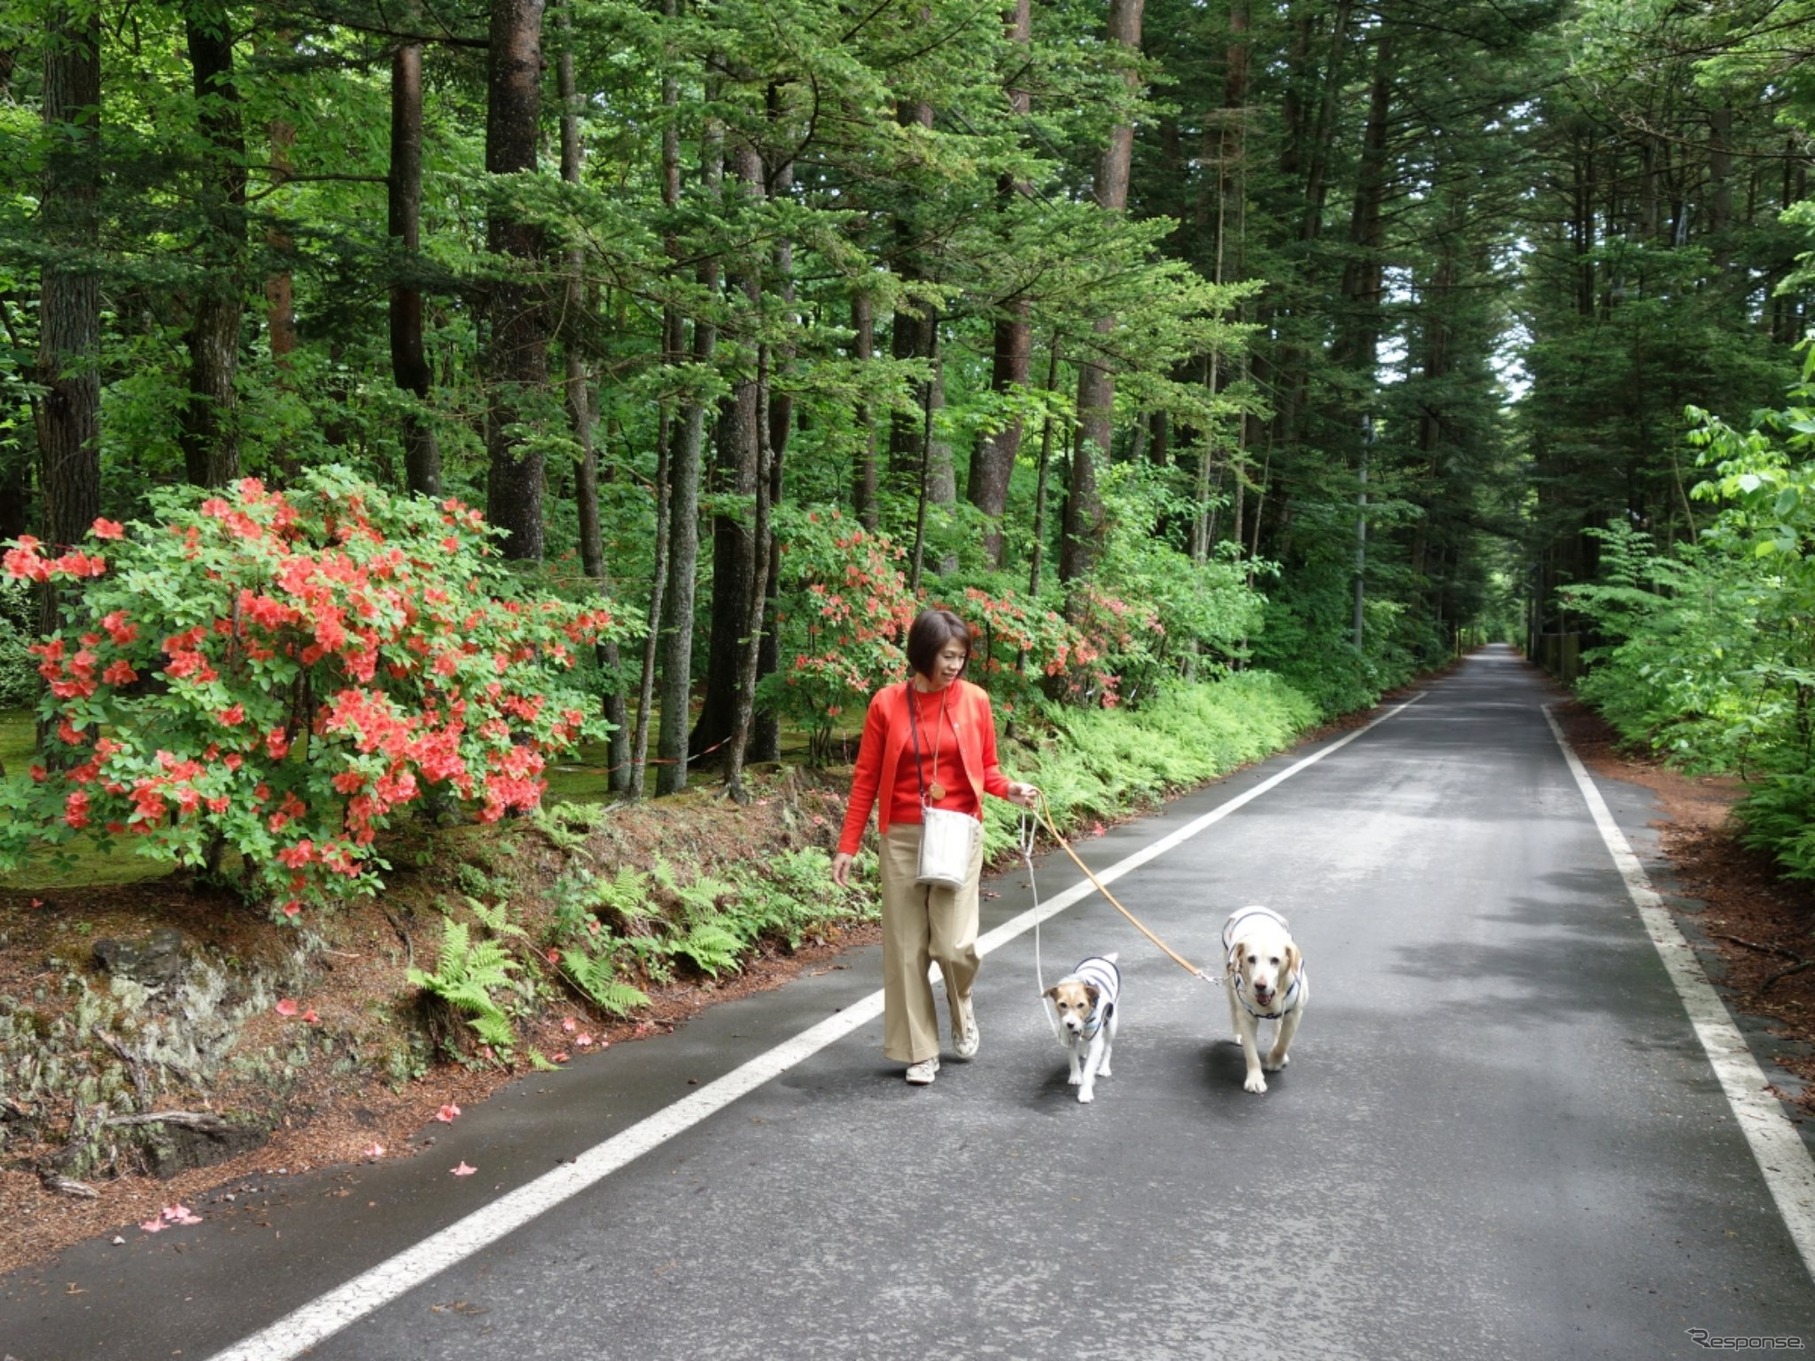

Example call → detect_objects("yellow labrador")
1222 907 1307 1094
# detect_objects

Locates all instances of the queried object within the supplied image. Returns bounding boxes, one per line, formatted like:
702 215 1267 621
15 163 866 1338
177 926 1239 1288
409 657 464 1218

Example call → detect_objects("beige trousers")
878 821 983 1064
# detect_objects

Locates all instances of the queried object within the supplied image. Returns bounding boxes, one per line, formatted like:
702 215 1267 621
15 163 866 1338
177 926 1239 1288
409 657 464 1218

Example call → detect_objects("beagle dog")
1222 907 1307 1094
1045 953 1120 1104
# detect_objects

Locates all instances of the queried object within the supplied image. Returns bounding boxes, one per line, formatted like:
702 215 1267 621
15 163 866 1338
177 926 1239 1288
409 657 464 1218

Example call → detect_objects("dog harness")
1060 955 1121 1040
1223 907 1306 1022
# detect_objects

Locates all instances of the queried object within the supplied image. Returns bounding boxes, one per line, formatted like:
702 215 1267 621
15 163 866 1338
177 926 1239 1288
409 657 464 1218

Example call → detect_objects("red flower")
101 610 138 645
91 518 125 540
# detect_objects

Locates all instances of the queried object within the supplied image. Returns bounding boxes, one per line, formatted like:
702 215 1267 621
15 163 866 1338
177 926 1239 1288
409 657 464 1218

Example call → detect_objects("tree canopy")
2 0 1812 785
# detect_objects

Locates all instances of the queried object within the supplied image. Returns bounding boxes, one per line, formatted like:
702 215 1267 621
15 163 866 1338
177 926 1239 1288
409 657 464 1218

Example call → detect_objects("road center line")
206 694 1423 1361
975 693 1425 957
1545 705 1815 1283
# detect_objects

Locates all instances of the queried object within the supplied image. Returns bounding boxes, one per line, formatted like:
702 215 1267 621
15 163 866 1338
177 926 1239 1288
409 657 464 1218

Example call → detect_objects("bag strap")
904 681 929 807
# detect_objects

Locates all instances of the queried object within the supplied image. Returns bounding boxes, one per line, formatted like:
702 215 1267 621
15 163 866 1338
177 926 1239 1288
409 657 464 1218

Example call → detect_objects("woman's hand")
830 851 855 887
1007 781 1039 808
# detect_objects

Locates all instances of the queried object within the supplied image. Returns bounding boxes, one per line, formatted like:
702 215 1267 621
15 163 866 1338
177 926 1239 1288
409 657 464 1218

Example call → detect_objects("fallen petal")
434 1103 461 1123
139 1219 165 1234
363 1142 386 1159
450 1162 477 1177
274 998 299 1018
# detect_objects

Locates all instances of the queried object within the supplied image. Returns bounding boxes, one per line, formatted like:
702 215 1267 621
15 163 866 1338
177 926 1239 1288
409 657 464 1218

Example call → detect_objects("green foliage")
556 945 651 1019
0 468 621 916
756 506 920 765
1564 361 1815 876
1253 553 1401 718
541 842 872 1004
990 671 1317 855
0 579 39 709
407 916 523 1056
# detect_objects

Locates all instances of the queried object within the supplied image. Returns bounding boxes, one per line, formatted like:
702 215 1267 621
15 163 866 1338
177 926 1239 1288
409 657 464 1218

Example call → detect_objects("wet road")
4 647 1811 1360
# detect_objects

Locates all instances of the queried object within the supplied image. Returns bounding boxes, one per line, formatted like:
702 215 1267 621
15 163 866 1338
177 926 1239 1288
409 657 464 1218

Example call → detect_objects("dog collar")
1079 999 1113 1041
1233 967 1303 1021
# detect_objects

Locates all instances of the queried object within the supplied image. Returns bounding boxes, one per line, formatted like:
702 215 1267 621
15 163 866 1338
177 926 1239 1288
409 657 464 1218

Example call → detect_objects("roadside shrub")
0 577 39 708
759 505 1105 759
990 670 1317 856
0 467 619 916
757 506 920 765
1563 365 1815 878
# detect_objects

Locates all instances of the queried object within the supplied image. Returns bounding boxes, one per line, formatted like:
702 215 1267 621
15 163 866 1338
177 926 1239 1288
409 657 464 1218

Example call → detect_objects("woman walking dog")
830 608 1039 1086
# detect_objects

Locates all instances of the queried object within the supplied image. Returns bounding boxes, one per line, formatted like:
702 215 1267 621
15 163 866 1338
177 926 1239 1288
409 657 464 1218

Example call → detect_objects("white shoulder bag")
905 682 980 889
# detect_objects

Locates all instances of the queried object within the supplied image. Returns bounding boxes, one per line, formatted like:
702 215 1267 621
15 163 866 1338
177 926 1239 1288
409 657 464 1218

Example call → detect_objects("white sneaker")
905 1056 940 1085
952 995 980 1059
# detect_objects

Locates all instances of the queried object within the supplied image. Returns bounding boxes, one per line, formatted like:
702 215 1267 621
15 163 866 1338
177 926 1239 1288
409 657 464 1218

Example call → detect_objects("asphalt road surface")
4 646 1812 1361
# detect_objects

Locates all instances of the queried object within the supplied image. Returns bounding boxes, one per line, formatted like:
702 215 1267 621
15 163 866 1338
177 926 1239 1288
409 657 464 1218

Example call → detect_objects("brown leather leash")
1021 791 1215 984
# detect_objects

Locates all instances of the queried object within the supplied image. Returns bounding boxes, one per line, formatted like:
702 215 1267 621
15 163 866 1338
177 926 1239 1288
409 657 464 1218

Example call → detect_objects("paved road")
4 647 1812 1360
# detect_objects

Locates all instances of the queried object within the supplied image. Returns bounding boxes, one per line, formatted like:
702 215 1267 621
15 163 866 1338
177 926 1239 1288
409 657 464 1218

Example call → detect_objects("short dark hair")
905 607 971 679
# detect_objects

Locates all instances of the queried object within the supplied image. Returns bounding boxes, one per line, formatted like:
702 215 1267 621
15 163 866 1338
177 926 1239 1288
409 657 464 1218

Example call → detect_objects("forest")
2 0 1815 891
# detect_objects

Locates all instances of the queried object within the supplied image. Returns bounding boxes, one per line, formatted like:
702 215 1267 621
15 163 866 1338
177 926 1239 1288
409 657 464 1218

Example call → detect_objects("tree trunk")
1060 0 1143 596
969 0 1033 566
753 125 794 764
631 11 685 801
1027 339 1060 595
555 1 631 790
655 89 722 797
852 290 879 530
691 140 766 767
179 0 247 489
1331 30 1391 389
886 98 953 509
36 0 102 654
262 63 297 399
33 3 102 771
482 0 550 561
390 30 440 496
724 340 774 801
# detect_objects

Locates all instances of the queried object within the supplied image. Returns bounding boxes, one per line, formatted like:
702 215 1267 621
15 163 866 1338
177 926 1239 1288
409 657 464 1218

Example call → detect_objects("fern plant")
556 946 650 1017
408 918 520 1053
670 922 744 977
529 801 609 860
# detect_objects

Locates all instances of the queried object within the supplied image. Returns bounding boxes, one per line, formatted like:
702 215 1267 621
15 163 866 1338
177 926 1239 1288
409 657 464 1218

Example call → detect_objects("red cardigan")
837 678 1012 857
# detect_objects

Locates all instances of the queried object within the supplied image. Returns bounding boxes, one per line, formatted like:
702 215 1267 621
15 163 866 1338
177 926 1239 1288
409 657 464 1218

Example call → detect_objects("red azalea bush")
0 467 617 916
959 584 1110 716
759 504 1121 761
757 506 920 764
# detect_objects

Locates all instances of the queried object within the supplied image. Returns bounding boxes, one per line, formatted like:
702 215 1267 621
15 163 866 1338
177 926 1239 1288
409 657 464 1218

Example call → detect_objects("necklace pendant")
928 780 947 802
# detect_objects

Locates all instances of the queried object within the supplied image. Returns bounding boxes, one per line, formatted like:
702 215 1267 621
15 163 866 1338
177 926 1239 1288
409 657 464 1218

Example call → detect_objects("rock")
131 1112 270 1179
91 928 190 989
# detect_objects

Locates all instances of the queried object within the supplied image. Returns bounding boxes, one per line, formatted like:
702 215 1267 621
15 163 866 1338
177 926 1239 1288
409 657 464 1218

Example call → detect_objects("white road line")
977 693 1426 958
1545 705 1815 1283
206 695 1423 1361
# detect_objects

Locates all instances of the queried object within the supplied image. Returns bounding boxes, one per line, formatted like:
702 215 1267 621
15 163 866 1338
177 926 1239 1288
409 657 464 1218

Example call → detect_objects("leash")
1021 790 1219 988
1019 811 1067 1043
